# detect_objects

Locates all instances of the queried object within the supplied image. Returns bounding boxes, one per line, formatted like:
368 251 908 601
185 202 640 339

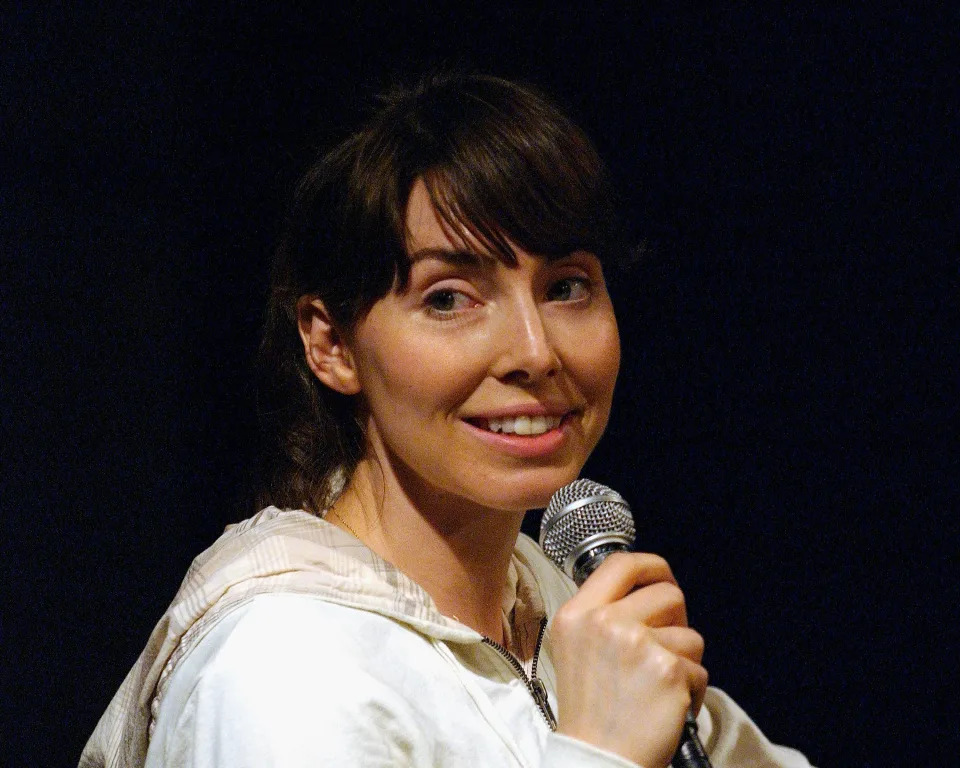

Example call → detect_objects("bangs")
387 75 623 288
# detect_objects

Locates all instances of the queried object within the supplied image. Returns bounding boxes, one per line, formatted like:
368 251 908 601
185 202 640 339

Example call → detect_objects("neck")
327 458 524 644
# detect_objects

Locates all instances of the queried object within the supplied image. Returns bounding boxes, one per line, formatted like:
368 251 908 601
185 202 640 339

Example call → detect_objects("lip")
459 412 575 458
463 403 575 420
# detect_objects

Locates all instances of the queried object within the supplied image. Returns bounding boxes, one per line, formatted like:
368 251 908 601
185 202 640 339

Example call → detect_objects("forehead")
402 178 553 270
404 179 488 260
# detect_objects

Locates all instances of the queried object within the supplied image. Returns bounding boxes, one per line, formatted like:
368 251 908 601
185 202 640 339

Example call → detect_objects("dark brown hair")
256 71 625 512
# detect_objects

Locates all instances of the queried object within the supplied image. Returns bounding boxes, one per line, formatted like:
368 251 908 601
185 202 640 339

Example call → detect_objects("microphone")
539 479 713 768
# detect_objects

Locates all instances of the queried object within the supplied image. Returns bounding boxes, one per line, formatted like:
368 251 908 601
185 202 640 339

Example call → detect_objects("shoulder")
147 594 433 766
165 593 432 703
191 594 394 680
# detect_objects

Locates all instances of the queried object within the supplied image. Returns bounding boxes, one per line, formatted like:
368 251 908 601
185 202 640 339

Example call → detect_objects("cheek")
593 330 621 434
575 314 621 399
357 350 424 418
357 332 483 419
604 325 621 391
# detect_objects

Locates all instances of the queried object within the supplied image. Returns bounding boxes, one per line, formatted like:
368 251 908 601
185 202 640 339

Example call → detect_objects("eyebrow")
406 247 493 267
407 245 586 268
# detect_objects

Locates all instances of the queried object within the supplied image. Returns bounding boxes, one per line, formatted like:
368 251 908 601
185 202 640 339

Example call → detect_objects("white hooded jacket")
81 507 813 767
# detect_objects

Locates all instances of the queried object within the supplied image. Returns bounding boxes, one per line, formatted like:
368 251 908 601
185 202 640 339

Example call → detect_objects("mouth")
465 413 572 436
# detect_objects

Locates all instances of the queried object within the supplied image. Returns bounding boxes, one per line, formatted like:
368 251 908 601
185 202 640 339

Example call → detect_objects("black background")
4 5 958 766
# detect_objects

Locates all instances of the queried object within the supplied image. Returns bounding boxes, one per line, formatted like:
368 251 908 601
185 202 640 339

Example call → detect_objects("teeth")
483 415 562 436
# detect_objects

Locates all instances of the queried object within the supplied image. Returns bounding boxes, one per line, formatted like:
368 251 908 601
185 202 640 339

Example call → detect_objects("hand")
549 552 708 768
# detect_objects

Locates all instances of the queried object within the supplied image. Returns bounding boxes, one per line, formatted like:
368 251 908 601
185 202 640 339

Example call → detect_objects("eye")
546 276 591 302
424 288 475 318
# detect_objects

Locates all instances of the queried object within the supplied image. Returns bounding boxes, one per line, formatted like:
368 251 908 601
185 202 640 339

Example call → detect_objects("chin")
479 468 581 513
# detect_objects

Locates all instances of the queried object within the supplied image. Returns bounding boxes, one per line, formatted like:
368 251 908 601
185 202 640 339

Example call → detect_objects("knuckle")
692 628 705 650
589 608 651 648
645 552 670 570
615 621 651 649
589 605 618 634
659 582 689 624
641 552 675 580
661 581 686 605
651 648 684 682
551 604 582 636
689 629 706 659
697 665 710 690
603 550 633 569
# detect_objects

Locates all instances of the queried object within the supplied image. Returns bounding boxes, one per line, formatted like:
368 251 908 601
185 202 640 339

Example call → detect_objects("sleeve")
542 733 644 768
700 687 815 768
537 686 815 768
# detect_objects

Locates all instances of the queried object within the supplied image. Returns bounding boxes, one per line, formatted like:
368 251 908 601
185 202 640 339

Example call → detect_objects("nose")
491 294 562 385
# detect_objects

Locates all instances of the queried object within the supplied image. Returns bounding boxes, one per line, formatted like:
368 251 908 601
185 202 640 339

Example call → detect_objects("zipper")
481 616 558 730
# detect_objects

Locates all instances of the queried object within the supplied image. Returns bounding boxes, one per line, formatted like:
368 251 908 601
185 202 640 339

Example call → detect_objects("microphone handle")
575 549 713 768
671 710 713 768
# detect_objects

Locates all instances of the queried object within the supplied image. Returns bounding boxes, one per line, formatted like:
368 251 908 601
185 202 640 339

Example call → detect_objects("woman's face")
346 180 620 513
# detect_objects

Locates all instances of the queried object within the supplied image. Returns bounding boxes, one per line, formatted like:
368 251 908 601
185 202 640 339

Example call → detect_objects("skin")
298 179 707 768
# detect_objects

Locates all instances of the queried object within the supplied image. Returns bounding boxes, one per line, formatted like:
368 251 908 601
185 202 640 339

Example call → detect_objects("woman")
81 73 812 767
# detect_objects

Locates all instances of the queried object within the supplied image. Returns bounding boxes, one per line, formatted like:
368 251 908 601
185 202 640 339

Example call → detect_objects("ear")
296 296 361 395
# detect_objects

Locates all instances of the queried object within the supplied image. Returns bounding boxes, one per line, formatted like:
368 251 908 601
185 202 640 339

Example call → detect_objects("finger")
686 657 709 715
653 651 709 716
574 552 677 605
624 641 708 717
651 626 705 665
606 580 689 628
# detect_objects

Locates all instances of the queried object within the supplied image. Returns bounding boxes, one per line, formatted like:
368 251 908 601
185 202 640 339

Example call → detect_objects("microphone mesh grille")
539 479 636 569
